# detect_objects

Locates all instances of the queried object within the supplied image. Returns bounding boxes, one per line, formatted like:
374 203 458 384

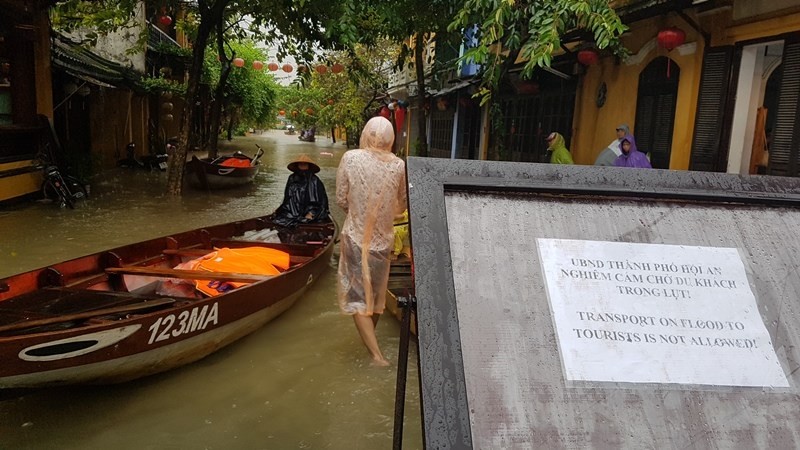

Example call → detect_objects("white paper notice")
537 239 788 388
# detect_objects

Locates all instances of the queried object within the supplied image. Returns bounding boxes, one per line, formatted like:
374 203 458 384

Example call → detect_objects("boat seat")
0 287 167 329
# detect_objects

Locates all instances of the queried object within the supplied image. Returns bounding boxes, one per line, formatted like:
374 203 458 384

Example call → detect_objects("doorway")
634 57 680 169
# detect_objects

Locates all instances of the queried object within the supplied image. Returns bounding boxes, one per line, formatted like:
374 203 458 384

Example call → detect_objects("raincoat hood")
614 135 652 168
546 132 566 152
360 116 395 153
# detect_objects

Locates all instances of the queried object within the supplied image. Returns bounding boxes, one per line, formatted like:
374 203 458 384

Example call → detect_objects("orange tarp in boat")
190 247 290 297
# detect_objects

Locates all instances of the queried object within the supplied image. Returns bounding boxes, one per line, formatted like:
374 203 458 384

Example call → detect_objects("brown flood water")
0 130 423 449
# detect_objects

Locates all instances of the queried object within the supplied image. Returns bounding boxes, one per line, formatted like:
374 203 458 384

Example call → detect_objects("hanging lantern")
279 109 286 116
268 62 279 72
163 113 174 122
331 63 344 74
657 26 686 52
657 26 685 78
159 15 173 26
315 64 328 75
305 107 314 115
233 58 245 68
252 60 264 71
291 110 298 117
327 99 334 105
297 64 308 73
161 102 174 112
394 106 406 132
282 64 293 73
577 48 600 66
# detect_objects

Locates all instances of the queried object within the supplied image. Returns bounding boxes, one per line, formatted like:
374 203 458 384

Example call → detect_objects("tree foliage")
450 0 628 103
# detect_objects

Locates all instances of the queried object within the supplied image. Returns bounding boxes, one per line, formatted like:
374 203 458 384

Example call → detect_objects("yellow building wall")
0 161 42 202
571 16 704 170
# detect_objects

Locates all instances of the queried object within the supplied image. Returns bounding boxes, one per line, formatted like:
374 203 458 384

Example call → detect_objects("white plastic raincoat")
336 117 407 315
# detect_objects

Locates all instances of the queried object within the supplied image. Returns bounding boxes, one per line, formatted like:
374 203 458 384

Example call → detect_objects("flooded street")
0 131 423 449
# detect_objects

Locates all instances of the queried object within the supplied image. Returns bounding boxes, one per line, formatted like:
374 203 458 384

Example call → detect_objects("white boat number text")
148 302 220 344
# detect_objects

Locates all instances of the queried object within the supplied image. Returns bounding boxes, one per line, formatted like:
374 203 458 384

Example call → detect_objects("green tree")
53 0 357 194
450 0 628 103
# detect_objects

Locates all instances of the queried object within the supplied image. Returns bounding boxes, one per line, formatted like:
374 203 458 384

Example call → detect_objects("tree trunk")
207 19 232 160
414 33 428 157
166 0 228 195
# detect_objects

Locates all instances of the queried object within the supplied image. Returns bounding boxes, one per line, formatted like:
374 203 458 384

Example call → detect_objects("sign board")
538 239 788 387
406 157 800 449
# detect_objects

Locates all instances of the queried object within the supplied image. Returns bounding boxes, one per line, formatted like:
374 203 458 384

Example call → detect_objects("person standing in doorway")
545 132 574 165
594 124 630 166
336 116 407 366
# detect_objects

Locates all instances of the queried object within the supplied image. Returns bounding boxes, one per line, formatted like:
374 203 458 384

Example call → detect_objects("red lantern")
233 58 245 68
291 110 298 117
394 107 406 132
657 26 685 78
306 107 314 115
159 15 173 26
297 64 308 73
279 109 286 116
331 63 344 74
379 106 391 119
282 64 293 73
252 60 264 70
327 99 334 105
657 26 686 52
316 64 328 75
268 62 279 72
577 48 599 66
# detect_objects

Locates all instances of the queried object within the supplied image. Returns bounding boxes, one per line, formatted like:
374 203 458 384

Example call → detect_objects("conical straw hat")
287 154 320 173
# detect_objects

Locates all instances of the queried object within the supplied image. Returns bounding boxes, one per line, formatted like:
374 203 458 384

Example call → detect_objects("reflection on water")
0 131 422 449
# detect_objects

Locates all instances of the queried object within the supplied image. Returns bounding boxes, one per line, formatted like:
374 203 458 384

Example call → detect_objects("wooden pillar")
8 25 37 125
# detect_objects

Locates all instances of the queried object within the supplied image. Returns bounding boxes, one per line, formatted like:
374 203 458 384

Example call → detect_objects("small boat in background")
0 214 336 389
185 145 264 189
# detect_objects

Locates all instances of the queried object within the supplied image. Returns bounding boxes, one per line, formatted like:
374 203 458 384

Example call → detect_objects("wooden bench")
105 266 273 283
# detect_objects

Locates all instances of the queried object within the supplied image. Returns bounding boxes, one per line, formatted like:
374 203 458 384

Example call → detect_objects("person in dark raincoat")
272 154 330 227
613 135 652 168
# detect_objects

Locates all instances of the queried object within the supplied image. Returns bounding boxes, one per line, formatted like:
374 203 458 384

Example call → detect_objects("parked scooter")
284 124 296 135
118 142 168 171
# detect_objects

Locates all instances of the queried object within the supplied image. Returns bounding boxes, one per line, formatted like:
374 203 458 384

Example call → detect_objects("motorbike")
118 142 168 171
41 164 88 209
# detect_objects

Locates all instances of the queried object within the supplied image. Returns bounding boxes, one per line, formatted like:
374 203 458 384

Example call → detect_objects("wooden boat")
0 215 336 389
185 145 264 189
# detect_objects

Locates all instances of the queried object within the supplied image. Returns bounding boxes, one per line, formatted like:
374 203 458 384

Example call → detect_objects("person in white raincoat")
336 116 407 366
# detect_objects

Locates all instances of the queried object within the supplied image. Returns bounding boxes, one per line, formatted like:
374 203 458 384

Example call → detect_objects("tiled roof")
51 33 145 92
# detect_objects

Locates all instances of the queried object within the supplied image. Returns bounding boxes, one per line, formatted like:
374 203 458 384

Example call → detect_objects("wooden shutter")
650 92 677 169
768 39 800 177
689 46 734 172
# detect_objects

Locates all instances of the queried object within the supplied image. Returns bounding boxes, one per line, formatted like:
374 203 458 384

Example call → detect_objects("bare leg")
353 314 389 366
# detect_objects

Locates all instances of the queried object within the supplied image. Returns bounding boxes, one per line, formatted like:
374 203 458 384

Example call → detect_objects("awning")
432 79 476 97
51 34 145 92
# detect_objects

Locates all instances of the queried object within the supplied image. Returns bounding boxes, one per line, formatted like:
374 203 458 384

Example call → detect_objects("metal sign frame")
405 157 800 449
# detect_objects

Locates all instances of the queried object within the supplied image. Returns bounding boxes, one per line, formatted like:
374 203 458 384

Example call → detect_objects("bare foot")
371 357 391 367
